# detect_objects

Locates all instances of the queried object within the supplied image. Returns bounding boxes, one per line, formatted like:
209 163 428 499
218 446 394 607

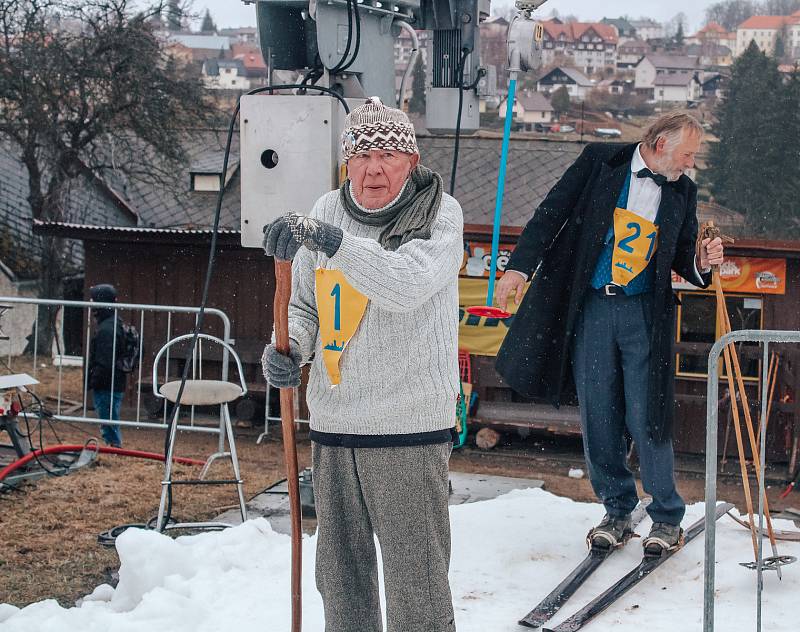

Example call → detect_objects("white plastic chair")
152 333 248 531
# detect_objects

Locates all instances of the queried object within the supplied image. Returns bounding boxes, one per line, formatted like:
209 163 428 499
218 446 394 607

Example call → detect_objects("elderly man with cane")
495 112 725 555
261 97 462 632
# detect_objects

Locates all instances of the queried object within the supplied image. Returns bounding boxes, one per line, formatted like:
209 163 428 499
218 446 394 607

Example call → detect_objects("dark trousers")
93 390 123 448
571 290 685 525
312 442 456 632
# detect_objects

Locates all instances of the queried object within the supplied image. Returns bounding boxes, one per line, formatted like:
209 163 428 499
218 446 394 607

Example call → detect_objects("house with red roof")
539 19 620 75
735 11 800 58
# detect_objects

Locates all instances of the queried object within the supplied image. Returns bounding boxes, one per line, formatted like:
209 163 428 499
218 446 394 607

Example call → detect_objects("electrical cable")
449 48 470 196
337 0 361 73
158 84 350 530
329 0 355 74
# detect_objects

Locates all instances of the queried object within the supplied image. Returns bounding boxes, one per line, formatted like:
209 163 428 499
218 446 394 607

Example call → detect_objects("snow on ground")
2 488 798 631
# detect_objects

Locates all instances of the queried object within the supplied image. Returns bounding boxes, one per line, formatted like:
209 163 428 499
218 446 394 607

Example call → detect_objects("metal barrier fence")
704 329 800 632
0 296 233 449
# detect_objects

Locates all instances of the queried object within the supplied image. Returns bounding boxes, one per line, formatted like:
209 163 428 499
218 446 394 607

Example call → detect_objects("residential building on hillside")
653 72 702 104
617 38 650 69
597 78 629 95
165 33 232 62
687 22 736 51
498 92 555 129
634 54 699 97
536 66 594 100
202 59 252 90
685 42 733 67
480 16 509 93
735 12 800 58
539 19 619 74
232 43 269 82
219 27 258 43
601 17 636 39
630 19 665 41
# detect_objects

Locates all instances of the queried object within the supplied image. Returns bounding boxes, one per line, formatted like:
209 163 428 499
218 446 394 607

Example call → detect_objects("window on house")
675 292 763 380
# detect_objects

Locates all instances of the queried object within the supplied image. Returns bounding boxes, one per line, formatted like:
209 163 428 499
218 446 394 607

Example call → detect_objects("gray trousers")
572 290 685 525
312 442 456 632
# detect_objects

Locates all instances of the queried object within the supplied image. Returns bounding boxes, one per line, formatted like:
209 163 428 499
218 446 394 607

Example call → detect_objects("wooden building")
28 131 800 467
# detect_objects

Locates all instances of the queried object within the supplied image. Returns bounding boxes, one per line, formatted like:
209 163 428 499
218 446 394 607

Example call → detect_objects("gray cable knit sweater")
286 189 463 437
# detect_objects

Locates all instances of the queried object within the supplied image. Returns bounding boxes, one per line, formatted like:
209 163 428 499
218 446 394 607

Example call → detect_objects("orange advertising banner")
672 257 786 294
460 241 516 278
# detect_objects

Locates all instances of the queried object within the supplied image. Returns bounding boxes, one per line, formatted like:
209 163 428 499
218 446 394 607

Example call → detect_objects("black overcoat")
495 142 709 442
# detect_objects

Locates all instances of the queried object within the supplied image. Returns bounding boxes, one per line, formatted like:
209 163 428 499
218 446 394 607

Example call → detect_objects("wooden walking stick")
273 259 302 632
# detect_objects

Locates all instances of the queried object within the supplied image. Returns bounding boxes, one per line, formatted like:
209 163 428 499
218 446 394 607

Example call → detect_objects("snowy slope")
2 488 797 631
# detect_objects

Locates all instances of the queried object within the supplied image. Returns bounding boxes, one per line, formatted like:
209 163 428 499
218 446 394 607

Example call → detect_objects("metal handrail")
704 329 800 632
0 296 233 446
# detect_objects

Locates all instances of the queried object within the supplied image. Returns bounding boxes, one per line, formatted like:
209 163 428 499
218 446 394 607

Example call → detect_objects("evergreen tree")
675 22 685 47
551 86 570 117
705 42 795 237
408 59 426 114
167 0 182 31
201 9 216 33
774 29 786 60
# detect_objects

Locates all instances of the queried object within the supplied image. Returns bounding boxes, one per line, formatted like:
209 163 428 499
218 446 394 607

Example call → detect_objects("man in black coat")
88 284 127 448
494 112 724 554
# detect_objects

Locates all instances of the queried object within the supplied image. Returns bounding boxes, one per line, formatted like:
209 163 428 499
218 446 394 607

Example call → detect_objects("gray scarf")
340 164 443 251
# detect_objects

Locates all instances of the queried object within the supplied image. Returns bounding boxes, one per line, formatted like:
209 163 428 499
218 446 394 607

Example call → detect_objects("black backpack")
116 321 140 373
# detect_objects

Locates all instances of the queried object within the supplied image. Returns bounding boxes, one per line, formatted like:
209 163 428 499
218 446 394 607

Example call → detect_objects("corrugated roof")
0 138 136 279
517 92 554 112
654 71 697 86
168 34 232 50
417 135 583 227
643 54 699 70
32 220 240 236
538 66 594 87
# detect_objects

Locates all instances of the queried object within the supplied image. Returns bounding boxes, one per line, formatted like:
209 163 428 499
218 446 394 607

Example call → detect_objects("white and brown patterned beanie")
340 96 418 162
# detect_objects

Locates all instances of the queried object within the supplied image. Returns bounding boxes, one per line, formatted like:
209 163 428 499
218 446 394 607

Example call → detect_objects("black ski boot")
587 514 633 550
642 522 684 557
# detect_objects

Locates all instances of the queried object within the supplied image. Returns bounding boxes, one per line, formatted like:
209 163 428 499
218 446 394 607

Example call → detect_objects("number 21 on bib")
612 207 659 286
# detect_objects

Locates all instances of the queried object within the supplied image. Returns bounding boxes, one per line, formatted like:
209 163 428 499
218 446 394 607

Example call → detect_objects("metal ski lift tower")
239 0 495 247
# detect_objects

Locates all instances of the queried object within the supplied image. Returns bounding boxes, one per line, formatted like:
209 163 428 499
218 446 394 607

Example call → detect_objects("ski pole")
274 259 302 632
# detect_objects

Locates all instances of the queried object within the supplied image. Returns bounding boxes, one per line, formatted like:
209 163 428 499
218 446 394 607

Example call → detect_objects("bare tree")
0 0 219 354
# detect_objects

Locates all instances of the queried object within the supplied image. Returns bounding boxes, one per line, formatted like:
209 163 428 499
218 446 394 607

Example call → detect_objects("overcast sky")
194 0 716 32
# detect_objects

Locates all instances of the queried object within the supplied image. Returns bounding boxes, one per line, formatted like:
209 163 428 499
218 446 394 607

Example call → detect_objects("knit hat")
340 96 418 162
90 284 117 303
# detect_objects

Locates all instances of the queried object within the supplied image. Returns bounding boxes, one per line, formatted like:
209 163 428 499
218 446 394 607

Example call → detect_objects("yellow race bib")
611 207 659 286
315 268 369 386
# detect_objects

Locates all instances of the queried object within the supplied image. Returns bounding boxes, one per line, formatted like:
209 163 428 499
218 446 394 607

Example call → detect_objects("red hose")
0 444 205 483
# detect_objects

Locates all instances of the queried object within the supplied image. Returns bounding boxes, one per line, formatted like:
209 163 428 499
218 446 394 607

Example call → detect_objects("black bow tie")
636 167 667 186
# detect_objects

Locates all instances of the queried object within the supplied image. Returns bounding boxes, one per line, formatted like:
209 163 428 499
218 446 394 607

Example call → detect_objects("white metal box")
240 94 349 248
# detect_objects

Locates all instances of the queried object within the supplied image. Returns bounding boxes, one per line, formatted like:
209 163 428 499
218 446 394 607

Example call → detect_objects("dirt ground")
2 360 799 608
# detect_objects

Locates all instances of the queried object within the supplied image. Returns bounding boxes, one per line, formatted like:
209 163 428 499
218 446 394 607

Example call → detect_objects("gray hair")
642 111 703 151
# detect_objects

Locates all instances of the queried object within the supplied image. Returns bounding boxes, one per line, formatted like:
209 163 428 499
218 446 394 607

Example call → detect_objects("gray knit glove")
262 213 343 260
261 339 302 388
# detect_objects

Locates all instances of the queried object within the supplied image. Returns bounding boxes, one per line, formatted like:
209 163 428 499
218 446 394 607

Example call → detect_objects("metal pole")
32 306 39 378
756 342 770 631
83 307 92 418
704 334 722 632
57 311 65 415
704 329 800 632
136 311 145 423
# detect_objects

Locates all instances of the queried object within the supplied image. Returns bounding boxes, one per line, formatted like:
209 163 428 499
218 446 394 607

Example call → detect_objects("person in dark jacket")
88 284 126 448
494 112 724 554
